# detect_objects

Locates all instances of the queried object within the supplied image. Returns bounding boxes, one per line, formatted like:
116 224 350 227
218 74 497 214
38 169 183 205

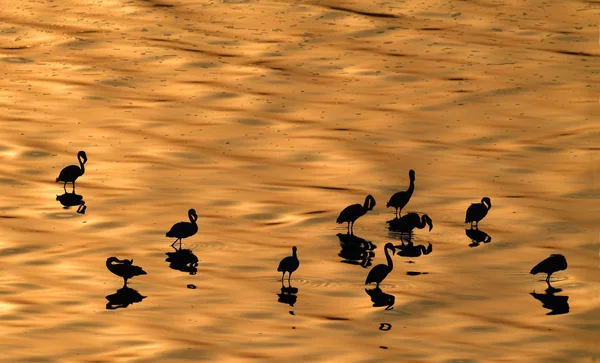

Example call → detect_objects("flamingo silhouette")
365 243 395 288
531 254 567 290
465 197 492 229
106 257 147 287
387 169 415 218
336 195 376 234
277 246 299 286
56 151 87 192
387 212 433 234
166 209 198 248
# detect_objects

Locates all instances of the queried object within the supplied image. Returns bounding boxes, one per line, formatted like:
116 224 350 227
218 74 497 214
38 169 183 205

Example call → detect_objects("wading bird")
337 195 376 234
465 197 492 229
56 150 87 192
365 243 395 288
166 208 198 248
106 257 147 287
277 246 299 285
387 212 433 234
387 169 415 218
530 254 567 289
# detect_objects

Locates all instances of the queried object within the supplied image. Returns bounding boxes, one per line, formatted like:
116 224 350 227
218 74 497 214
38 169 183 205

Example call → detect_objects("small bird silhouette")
277 246 299 286
56 151 87 192
530 254 567 289
387 169 415 218
465 197 492 229
166 208 198 248
336 195 376 234
365 243 395 288
387 212 433 233
106 257 147 287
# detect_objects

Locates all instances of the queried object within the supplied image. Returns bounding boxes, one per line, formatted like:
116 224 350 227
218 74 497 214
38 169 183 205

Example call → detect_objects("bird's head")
481 197 492 209
188 208 198 221
384 242 395 255
365 195 376 210
424 214 433 231
77 151 88 163
409 169 415 181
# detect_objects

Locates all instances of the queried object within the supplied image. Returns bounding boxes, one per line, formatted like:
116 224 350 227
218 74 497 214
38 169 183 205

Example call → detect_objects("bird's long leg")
171 238 180 248
281 273 285 286
123 278 128 288
350 221 354 235
72 181 76 192
63 182 67 192
398 208 401 218
475 221 479 229
346 222 350 234
179 239 183 250
288 272 292 286
395 208 399 219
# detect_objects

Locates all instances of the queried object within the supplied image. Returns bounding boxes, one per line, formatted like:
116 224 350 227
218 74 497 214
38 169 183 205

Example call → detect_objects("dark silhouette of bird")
336 195 376 234
530 290 569 315
387 212 433 233
106 257 147 287
277 286 299 307
56 151 87 192
530 254 567 289
165 246 199 275
365 243 395 288
277 246 299 285
106 286 146 310
365 286 395 310
166 208 198 248
466 228 491 247
465 197 492 229
337 233 376 268
387 169 415 218
395 240 432 257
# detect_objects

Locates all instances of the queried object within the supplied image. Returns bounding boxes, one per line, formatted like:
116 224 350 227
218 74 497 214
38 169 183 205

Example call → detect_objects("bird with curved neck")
365 243 395 288
387 169 415 218
166 208 198 248
387 212 433 234
56 151 87 192
465 197 492 229
531 254 567 290
106 257 147 287
336 195 376 234
277 246 299 286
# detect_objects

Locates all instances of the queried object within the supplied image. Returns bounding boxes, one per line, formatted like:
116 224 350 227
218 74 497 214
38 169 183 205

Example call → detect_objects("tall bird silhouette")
365 243 395 288
337 195 376 234
531 254 567 288
465 197 492 229
166 208 198 248
106 257 147 287
277 246 299 285
387 212 433 233
387 169 415 218
56 150 87 192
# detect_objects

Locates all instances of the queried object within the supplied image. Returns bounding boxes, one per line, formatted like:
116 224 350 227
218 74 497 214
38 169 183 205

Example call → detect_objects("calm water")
0 0 599 361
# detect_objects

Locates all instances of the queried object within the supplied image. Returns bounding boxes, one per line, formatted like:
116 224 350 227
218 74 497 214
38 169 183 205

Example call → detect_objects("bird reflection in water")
105 257 147 310
394 240 432 258
530 288 569 315
56 192 87 214
337 233 376 268
466 228 491 248
165 246 199 275
277 286 299 307
365 287 395 310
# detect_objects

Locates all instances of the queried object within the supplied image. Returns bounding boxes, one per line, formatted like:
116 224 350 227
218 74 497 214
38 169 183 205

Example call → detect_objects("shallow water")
0 0 599 361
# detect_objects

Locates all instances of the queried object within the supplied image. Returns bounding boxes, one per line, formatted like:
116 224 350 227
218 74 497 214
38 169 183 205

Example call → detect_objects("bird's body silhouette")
166 209 198 248
56 151 87 192
395 241 432 257
387 212 433 233
465 197 492 229
365 243 395 287
278 246 299 285
387 169 415 218
337 195 376 234
106 257 147 287
531 254 567 287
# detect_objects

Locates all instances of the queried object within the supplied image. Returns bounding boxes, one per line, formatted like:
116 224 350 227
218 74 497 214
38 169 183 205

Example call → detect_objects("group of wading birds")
56 151 569 311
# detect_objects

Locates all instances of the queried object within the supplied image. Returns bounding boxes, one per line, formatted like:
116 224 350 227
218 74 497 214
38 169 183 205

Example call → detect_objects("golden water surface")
0 0 599 361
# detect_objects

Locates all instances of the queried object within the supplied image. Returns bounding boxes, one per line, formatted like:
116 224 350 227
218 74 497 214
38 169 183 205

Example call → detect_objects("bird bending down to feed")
56 150 87 192
365 243 395 288
166 208 198 248
106 257 147 287
465 197 492 229
388 212 433 234
277 246 299 285
530 254 567 288
387 169 415 218
337 195 376 234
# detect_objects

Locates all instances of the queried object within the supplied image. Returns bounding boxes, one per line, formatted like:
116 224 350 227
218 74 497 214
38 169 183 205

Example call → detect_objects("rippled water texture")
0 0 599 361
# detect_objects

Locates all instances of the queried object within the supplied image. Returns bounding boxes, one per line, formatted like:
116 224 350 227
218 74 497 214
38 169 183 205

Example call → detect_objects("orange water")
0 0 599 361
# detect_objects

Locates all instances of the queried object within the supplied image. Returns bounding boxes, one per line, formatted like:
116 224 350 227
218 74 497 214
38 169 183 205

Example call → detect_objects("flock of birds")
56 151 569 312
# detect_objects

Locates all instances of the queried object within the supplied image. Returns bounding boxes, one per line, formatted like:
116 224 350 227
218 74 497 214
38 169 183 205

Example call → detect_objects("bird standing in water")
56 150 87 192
387 169 415 218
465 197 492 229
337 195 376 234
531 254 567 289
277 246 299 286
365 243 395 288
106 257 147 287
387 212 433 233
166 208 198 248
